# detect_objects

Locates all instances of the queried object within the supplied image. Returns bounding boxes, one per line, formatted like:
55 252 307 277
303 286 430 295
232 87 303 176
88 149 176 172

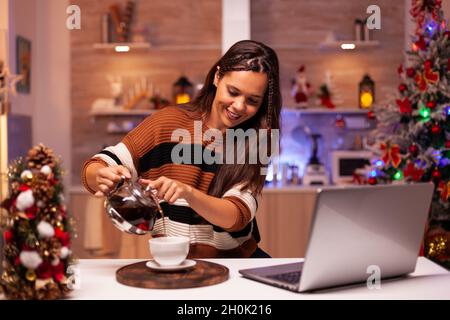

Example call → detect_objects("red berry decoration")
409 144 419 156
426 101 436 109
432 168 441 180
368 177 377 185
431 124 441 134
398 84 407 93
3 230 13 242
406 67 415 78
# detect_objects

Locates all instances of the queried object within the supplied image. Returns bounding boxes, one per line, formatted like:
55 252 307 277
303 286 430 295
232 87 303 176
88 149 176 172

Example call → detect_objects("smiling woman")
81 40 282 259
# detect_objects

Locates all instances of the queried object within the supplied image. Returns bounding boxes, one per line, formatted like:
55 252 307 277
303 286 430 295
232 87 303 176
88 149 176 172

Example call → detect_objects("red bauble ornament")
18 184 30 192
36 262 53 279
446 140 450 148
409 144 419 156
367 111 376 120
406 67 415 78
398 83 407 93
426 101 436 109
431 124 441 134
3 230 13 242
432 168 441 180
55 227 71 246
368 177 377 185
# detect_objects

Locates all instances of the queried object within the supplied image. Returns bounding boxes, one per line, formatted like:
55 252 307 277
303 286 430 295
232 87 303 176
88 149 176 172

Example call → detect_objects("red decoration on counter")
334 116 346 129
367 110 376 120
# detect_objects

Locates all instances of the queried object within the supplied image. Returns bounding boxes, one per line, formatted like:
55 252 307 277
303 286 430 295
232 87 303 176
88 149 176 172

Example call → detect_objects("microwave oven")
331 150 372 185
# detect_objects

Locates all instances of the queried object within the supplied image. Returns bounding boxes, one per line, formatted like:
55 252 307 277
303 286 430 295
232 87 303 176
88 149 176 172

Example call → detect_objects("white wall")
34 0 71 188
8 0 36 117
222 0 250 54
6 0 71 189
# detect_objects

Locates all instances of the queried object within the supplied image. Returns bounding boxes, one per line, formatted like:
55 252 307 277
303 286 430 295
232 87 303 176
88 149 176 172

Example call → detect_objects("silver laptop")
239 183 434 292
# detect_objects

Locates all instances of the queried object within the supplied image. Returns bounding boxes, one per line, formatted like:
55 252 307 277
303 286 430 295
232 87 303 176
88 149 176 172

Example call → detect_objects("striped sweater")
82 106 261 258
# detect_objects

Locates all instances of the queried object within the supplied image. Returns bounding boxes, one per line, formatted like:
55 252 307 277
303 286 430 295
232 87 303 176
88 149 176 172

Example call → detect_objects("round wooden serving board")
116 260 229 289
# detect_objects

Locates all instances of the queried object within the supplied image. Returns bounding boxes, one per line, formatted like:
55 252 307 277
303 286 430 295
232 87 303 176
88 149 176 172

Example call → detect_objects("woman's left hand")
139 176 193 204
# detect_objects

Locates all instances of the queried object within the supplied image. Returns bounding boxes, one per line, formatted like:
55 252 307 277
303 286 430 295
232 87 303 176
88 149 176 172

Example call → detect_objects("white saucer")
145 259 196 272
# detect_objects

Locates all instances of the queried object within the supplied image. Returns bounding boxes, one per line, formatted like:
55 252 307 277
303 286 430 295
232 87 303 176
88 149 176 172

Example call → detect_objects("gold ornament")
22 171 33 182
25 270 37 282
427 235 448 258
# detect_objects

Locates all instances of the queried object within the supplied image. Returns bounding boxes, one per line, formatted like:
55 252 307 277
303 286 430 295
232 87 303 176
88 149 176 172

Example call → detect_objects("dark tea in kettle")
107 195 159 233
104 177 163 235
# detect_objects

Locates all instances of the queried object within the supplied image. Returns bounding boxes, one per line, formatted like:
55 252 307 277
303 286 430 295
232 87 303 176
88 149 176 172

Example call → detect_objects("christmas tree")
0 144 76 299
365 0 450 269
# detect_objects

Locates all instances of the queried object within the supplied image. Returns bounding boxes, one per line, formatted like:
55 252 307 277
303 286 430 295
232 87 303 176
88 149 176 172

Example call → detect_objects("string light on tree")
419 106 431 119
364 1 450 269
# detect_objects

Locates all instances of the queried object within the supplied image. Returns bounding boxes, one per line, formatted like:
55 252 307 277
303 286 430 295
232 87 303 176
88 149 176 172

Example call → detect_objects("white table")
66 257 450 300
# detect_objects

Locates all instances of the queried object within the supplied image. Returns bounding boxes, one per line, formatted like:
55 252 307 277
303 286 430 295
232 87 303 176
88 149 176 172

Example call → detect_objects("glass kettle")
104 176 163 235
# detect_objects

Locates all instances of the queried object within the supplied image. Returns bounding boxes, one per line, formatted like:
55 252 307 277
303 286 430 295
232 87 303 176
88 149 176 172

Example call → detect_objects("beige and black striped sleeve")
222 184 258 232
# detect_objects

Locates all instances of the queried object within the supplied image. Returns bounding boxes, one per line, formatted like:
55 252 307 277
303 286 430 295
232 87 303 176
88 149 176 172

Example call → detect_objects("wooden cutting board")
116 260 229 289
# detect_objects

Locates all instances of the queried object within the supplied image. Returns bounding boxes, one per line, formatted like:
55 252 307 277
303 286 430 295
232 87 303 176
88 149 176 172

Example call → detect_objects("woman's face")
208 70 268 131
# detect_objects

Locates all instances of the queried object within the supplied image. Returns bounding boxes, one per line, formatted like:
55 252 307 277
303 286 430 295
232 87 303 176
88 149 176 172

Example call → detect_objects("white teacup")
149 236 190 266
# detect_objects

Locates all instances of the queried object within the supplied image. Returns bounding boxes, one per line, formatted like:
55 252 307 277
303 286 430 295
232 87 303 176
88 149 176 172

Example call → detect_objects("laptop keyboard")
267 271 302 285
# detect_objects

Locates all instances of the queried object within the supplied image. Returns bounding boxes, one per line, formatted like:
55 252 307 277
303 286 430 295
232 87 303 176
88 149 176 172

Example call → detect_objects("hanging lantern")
173 75 193 105
359 74 375 109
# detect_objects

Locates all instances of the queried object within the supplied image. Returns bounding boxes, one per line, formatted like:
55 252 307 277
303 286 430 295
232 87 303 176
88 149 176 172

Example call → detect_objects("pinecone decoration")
27 144 56 170
32 178 55 206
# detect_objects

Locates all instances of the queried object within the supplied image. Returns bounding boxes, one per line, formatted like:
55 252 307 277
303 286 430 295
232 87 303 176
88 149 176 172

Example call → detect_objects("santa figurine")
291 65 312 108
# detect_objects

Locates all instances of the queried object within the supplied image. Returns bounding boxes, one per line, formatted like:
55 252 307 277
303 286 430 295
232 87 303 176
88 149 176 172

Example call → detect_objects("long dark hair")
190 40 282 197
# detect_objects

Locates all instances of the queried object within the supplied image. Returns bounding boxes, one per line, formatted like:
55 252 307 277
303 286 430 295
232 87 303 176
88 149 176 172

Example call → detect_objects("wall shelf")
283 107 369 115
93 42 152 52
319 40 380 50
92 43 220 52
89 107 157 117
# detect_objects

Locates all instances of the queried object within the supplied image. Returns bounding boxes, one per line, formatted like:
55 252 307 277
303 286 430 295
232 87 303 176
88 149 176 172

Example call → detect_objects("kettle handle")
106 175 127 197
144 184 165 216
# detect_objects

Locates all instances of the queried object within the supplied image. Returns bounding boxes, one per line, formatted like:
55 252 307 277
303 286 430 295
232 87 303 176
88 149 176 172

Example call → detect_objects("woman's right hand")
94 165 131 197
